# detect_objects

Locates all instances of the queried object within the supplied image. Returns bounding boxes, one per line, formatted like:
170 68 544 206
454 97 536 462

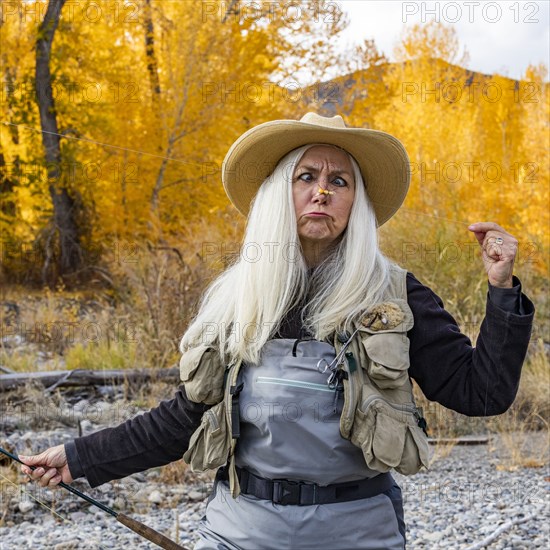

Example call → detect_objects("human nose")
312 187 329 204
313 180 334 202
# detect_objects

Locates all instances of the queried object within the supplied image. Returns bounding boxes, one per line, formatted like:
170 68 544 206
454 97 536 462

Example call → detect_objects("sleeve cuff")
487 275 535 317
488 275 523 314
65 440 84 480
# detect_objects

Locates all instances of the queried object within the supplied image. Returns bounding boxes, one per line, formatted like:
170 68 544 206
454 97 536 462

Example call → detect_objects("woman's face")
292 145 356 263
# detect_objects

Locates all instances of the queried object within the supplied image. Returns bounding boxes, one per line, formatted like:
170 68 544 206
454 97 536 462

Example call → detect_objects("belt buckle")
273 479 301 505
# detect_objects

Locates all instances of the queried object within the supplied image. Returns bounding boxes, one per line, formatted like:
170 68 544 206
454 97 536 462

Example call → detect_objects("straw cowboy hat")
221 112 411 226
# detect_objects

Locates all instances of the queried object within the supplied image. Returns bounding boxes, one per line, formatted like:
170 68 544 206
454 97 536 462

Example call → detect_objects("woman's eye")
297 172 313 182
332 177 347 187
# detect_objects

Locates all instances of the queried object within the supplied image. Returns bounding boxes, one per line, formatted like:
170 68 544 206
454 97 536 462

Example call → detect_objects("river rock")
18 500 35 514
187 490 206 501
148 490 163 504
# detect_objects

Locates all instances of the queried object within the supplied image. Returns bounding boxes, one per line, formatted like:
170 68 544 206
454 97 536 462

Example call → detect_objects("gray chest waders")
193 338 406 550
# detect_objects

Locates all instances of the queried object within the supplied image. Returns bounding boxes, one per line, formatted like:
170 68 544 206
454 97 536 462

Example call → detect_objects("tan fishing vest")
180 264 430 497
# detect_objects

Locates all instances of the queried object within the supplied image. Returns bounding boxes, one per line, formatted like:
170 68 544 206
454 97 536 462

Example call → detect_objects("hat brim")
221 119 410 226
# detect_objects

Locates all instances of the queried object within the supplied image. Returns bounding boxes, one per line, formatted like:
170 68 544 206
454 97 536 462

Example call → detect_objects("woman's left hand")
468 222 518 288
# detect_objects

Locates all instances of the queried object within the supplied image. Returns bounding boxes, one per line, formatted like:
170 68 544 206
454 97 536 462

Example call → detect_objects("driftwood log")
428 436 489 445
0 367 180 391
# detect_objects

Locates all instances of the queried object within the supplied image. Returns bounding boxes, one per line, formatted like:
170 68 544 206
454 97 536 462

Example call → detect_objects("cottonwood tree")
35 0 87 284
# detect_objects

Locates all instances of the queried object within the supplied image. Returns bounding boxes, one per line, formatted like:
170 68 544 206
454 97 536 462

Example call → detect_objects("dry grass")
157 459 188 485
413 339 550 469
1 229 222 375
413 389 492 439
0 461 24 527
104 232 225 369
489 339 550 470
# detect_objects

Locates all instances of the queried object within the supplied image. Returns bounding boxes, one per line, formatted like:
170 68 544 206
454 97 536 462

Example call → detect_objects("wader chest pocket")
351 397 429 475
183 401 230 471
179 345 225 404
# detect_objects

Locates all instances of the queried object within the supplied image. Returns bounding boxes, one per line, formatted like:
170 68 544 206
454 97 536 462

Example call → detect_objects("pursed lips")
303 212 330 217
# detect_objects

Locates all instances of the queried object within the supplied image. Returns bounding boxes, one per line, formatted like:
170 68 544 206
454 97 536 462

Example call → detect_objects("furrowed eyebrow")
295 164 353 177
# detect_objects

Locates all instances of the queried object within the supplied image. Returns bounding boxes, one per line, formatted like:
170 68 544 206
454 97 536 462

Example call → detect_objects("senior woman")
21 113 534 549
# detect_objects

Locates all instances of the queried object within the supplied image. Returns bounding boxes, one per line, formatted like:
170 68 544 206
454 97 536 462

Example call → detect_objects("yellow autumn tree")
516 63 549 275
0 0 350 285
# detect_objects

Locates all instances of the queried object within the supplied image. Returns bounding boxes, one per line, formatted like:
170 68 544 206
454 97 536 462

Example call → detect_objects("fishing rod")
0 447 188 550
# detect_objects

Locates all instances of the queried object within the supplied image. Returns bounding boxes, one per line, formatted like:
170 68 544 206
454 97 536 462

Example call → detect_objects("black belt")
218 466 394 506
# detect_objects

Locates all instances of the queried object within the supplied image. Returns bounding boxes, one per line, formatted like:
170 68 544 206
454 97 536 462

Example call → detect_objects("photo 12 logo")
1 1 142 23
402 2 540 24
201 1 342 24
402 81 541 104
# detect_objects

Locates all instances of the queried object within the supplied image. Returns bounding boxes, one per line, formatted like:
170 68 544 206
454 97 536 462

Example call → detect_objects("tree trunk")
222 0 240 23
0 151 17 218
149 4 233 220
144 0 161 99
35 0 83 280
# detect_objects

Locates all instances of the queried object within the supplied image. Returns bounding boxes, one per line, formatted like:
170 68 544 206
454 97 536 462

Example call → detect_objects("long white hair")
180 144 392 365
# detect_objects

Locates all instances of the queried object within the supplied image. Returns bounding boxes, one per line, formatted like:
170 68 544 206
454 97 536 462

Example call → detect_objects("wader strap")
345 350 357 373
230 382 244 439
220 467 395 506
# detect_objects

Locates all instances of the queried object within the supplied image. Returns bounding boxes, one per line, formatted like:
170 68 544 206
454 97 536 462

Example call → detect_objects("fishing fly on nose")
316 187 334 196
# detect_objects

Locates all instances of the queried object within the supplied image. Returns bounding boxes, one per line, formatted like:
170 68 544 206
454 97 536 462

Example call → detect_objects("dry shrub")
157 459 188 485
489 339 550 469
2 218 241 375
0 284 122 372
106 227 231 370
0 464 20 525
117 246 201 366
512 339 550 427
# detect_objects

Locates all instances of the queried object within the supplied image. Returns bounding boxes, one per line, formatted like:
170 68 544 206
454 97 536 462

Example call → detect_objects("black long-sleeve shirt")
66 273 534 487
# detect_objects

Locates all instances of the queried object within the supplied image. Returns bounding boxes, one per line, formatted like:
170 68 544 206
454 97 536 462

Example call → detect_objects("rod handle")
117 513 188 550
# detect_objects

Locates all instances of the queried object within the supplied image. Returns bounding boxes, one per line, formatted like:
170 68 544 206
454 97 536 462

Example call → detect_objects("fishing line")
1 121 203 168
0 470 70 523
0 448 187 549
2 120 479 228
0 470 109 550
397 206 472 227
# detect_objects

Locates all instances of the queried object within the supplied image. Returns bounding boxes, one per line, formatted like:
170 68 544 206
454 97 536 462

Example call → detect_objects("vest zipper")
256 376 334 393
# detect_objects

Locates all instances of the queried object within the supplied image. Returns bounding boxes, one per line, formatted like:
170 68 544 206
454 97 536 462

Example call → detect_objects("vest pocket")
351 397 429 475
361 332 410 389
183 401 230 471
358 298 414 390
179 345 225 404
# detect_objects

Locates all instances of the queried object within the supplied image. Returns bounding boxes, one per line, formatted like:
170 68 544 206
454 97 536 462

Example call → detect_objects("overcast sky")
338 0 549 81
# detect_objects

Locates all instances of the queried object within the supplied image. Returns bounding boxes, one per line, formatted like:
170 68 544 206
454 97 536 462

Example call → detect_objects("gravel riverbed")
1 399 548 550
